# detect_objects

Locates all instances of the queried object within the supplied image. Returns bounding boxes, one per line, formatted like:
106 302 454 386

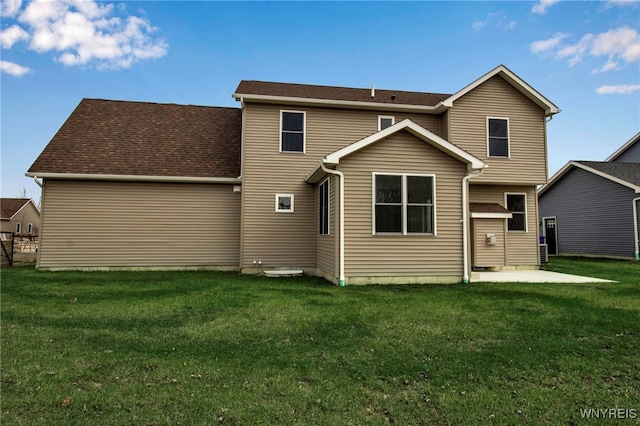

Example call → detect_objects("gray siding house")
538 132 640 260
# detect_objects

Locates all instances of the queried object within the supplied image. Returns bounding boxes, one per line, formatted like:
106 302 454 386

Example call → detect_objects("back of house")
28 65 559 283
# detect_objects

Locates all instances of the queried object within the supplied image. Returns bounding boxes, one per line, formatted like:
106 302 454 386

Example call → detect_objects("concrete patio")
471 269 614 283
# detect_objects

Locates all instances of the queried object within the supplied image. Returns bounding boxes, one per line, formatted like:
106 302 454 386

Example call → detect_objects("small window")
281 111 305 152
275 194 294 213
27 223 33 234
374 173 435 235
15 223 21 234
319 179 330 235
378 115 395 131
506 193 526 231
487 118 509 157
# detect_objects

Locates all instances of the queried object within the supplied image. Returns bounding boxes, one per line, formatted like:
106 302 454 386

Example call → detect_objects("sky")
1 0 639 202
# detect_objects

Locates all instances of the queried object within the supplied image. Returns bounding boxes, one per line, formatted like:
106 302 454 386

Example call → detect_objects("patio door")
544 217 558 256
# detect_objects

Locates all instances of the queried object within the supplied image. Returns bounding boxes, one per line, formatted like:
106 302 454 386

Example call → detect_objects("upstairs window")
281 111 305 153
15 223 21 234
506 193 526 232
487 117 509 157
378 115 395 131
319 179 330 235
275 194 294 213
374 173 435 235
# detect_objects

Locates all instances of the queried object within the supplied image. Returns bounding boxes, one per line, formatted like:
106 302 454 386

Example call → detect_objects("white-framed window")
373 173 436 235
378 115 395 131
15 223 21 234
319 179 330 235
27 223 33 234
275 194 294 213
487 117 510 157
505 193 527 232
280 110 305 153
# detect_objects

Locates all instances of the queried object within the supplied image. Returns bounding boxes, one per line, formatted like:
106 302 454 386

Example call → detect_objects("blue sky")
1 0 639 201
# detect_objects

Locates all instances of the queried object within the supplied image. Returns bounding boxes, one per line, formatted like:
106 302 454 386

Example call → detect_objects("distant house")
538 132 640 260
1 198 41 235
27 65 560 284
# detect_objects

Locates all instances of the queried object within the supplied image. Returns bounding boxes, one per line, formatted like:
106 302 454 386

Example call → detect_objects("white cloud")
533 26 640 71
530 32 569 53
0 24 29 48
2 0 167 70
606 0 640 7
0 0 22 17
0 59 32 76
472 12 517 32
595 84 640 94
532 0 561 14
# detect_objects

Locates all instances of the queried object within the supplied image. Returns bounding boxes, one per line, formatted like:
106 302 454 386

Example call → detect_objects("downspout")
633 197 640 261
321 163 345 286
32 176 43 188
461 168 484 283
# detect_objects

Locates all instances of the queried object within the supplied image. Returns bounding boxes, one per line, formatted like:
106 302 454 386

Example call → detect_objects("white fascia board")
605 131 640 162
324 119 485 170
7 199 38 220
25 172 241 185
233 93 448 114
443 65 560 116
471 212 513 219
538 161 640 196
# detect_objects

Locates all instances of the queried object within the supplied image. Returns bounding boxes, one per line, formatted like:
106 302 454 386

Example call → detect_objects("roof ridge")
81 98 241 110
237 79 451 96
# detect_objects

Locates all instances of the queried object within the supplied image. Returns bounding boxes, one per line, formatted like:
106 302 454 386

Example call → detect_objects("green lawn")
2 258 639 425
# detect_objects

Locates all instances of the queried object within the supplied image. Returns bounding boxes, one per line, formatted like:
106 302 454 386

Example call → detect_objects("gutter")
462 168 485 283
232 93 448 114
25 172 241 185
634 197 640 261
320 163 345 286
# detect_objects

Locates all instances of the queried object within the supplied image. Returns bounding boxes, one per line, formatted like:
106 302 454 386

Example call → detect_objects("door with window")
544 217 558 256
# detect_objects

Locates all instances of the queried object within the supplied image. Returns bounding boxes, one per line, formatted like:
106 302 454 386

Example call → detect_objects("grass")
1 258 639 425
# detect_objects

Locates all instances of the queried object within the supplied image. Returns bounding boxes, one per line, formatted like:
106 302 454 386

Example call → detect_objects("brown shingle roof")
28 99 241 179
234 80 451 107
1 198 33 220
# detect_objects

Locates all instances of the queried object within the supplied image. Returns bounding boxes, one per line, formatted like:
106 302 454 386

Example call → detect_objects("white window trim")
378 115 395 131
505 192 527 232
319 178 330 235
486 117 510 158
371 172 437 236
275 194 295 213
280 110 306 153
27 223 33 234
15 223 21 234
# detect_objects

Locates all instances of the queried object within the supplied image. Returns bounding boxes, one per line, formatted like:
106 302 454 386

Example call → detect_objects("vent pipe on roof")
371 84 375 98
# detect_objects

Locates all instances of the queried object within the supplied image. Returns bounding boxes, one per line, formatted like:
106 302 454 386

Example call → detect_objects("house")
27 65 559 284
538 132 640 260
1 198 40 235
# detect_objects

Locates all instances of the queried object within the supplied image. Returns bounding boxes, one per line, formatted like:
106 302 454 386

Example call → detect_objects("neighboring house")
1 198 41 235
538 132 640 260
27 65 559 284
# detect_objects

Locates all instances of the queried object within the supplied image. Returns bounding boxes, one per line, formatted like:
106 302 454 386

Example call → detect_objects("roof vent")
371 84 375 98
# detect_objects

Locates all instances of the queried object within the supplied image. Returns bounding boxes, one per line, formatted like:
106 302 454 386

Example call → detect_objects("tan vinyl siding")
473 219 506 267
336 130 467 280
240 103 441 270
469 184 539 266
316 176 337 280
38 180 240 269
448 75 548 185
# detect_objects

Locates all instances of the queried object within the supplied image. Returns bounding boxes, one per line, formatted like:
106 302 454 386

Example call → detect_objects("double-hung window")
506 193 526 232
374 173 435 235
487 117 509 157
319 179 330 235
280 111 305 153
